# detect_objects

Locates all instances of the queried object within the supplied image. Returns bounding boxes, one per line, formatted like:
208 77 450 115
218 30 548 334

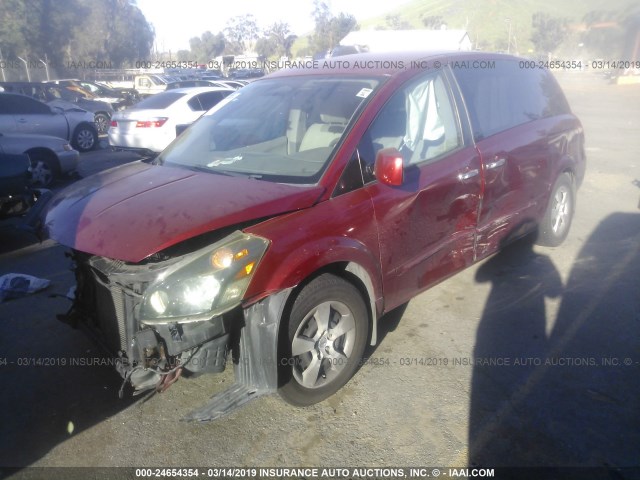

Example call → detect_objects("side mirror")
374 148 404 187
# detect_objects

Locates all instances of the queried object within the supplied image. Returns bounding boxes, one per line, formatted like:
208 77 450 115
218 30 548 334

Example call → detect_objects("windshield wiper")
180 165 262 179
218 170 263 179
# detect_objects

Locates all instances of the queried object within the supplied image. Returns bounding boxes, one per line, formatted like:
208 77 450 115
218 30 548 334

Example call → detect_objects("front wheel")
72 124 98 152
279 274 369 406
537 173 575 247
29 154 57 187
94 112 110 135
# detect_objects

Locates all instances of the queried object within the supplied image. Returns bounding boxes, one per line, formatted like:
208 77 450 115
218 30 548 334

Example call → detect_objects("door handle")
486 157 506 169
17 118 28 123
458 169 479 181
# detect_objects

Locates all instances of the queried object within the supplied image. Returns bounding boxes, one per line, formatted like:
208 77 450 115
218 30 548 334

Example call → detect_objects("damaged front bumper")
61 247 290 421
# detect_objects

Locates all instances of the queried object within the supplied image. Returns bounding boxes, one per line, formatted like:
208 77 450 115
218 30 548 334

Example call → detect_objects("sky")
135 0 410 52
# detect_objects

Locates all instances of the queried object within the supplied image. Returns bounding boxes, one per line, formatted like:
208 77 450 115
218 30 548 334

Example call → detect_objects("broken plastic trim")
182 287 293 422
118 345 201 398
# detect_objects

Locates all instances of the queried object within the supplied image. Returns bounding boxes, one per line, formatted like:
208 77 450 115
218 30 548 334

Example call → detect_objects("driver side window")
357 72 461 183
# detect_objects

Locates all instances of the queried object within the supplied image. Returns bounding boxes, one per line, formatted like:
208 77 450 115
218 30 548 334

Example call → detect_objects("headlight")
140 232 269 323
63 143 74 151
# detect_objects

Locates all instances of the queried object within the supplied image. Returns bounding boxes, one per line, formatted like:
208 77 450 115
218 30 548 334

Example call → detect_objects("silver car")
0 92 98 152
0 132 79 186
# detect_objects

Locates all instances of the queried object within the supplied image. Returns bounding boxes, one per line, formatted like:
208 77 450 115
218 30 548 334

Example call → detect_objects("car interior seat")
298 94 353 152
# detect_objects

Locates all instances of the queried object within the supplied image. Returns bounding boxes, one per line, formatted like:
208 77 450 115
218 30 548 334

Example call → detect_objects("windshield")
46 86 79 102
134 91 186 109
157 75 381 184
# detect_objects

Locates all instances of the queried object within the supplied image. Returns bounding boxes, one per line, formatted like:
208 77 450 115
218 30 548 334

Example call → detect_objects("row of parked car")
0 91 90 186
0 69 259 220
0 80 139 133
0 73 253 230
0 74 251 188
132 72 248 96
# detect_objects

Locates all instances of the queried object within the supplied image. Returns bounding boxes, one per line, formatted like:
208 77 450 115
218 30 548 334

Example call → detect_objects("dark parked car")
47 79 140 111
0 153 52 222
228 68 265 79
43 51 585 419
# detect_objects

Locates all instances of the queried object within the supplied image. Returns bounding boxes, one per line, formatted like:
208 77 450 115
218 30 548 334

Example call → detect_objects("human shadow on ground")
468 213 640 475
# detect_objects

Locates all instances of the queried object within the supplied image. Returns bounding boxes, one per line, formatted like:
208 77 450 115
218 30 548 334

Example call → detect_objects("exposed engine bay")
60 250 235 396
55 228 290 421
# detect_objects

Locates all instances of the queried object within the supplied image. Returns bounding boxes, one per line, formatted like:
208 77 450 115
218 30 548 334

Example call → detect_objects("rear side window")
80 82 100 94
187 91 231 111
452 59 571 140
46 86 77 101
135 92 186 109
0 93 51 114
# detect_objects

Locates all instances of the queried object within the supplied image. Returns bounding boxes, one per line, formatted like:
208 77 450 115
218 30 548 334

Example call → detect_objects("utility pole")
17 55 31 82
0 48 6 81
39 54 50 81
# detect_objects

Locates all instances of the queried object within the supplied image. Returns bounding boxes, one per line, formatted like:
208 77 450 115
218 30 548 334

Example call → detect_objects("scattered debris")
0 273 50 303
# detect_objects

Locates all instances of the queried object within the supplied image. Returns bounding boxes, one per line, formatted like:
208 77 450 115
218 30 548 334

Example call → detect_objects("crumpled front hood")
43 161 324 262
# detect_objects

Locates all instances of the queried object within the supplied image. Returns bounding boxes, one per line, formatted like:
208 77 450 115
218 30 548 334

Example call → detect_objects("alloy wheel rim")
291 301 356 389
95 115 109 134
77 130 95 150
31 161 53 186
551 186 570 234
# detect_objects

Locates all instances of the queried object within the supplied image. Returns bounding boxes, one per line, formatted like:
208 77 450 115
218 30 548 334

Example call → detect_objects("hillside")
294 0 639 57
361 0 638 54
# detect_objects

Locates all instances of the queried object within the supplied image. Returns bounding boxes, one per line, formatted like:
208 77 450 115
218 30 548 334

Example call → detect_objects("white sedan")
108 87 233 154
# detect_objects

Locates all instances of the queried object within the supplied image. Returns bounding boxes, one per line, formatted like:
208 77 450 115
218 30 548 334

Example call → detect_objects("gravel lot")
0 72 638 477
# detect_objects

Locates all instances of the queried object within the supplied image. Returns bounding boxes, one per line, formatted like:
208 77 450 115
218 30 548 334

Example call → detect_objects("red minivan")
43 51 585 420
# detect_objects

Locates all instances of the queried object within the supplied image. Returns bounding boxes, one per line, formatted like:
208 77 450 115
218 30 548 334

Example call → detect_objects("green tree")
581 10 625 58
256 22 297 58
0 0 25 58
106 0 155 66
531 12 568 54
67 0 154 67
255 37 277 58
224 14 259 54
0 0 154 75
422 15 445 29
176 50 191 61
0 0 83 65
385 14 412 30
189 31 225 62
283 34 298 58
329 13 359 47
309 0 358 54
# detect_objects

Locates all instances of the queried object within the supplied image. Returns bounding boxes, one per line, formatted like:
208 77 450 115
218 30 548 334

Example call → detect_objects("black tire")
279 273 368 406
94 112 110 135
72 123 98 152
28 153 57 187
537 173 575 247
